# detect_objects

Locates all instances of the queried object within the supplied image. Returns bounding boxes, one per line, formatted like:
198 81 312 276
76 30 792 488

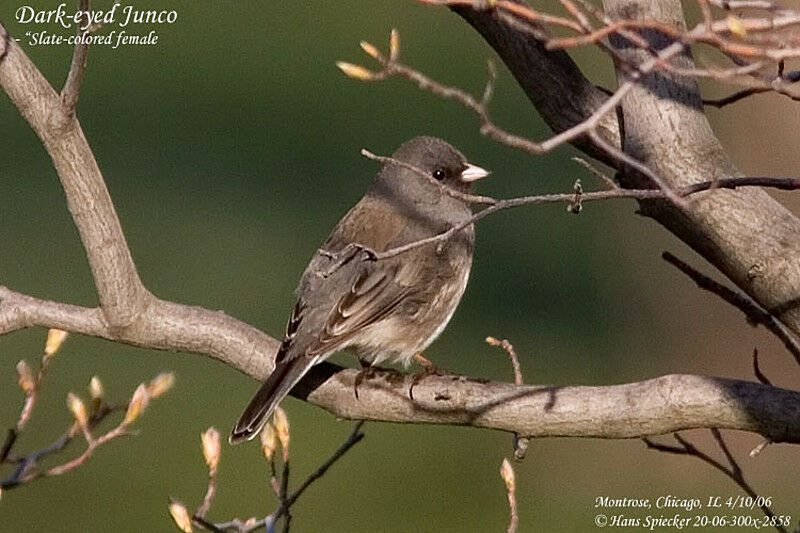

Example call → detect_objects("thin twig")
341 31 687 206
192 515 228 533
9 342 59 445
0 430 16 463
506 482 518 533
268 455 280 498
545 11 800 61
486 337 523 385
1 428 76 489
704 87 768 107
3 333 77 484
644 431 786 533
197 462 218 519
587 130 685 208
752 348 772 386
419 0 800 101
702 68 800 107
571 156 619 190
268 454 281 498
1 401 117 487
361 149 496 205
415 0 584 33
662 252 800 366
200 422 365 533
345 166 800 262
2 369 168 489
274 422 365 519
710 429 740 479
708 0 793 15
279 459 290 532
39 424 129 479
749 438 772 457
61 0 91 113
486 337 529 460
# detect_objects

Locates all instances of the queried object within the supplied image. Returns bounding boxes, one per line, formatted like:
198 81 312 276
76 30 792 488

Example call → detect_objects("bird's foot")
353 359 375 400
409 353 448 400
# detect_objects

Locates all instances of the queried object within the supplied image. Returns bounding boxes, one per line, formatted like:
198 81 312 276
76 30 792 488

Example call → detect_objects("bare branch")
571 156 619 190
596 0 800 342
752 349 772 386
749 437 772 458
450 2 622 166
417 0 585 35
411 1 800 345
2 330 69 469
38 423 130 479
61 0 91 113
1 371 169 489
191 421 365 533
196 428 221 519
486 337 529 460
346 167 800 262
340 30 686 205
704 87 770 107
273 421 364 521
645 431 787 532
2 0 800 486
0 286 280 382
486 337 523 386
296 368 800 443
0 24 150 329
662 253 800 365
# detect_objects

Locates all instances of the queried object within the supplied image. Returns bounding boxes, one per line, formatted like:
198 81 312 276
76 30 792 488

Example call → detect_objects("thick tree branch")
0 25 278 379
0 23 149 330
296 367 800 443
5 285 800 443
0 286 279 381
602 0 800 336
446 0 800 342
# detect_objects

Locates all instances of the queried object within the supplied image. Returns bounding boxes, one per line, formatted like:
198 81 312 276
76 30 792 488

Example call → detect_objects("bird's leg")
413 352 442 372
409 353 447 400
353 358 374 400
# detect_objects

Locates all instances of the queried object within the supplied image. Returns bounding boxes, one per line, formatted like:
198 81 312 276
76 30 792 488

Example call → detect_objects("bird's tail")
229 355 315 444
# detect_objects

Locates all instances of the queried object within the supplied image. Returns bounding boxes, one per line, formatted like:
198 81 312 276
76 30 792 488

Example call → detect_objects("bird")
230 136 488 443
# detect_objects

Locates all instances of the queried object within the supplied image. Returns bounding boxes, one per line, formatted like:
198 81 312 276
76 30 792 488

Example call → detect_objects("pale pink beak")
459 163 490 183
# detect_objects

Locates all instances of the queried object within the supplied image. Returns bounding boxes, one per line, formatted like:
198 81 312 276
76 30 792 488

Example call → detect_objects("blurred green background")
2 1 799 531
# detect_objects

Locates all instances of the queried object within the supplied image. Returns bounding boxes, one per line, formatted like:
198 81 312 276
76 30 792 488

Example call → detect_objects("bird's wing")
230 200 416 443
285 199 417 357
308 261 414 357
232 267 407 442
304 198 424 357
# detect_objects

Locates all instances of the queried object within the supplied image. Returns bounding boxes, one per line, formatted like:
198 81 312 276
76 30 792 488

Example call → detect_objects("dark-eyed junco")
230 136 488 443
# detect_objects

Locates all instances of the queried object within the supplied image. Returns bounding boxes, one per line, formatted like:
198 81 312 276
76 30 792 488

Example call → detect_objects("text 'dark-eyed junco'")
230 136 488 443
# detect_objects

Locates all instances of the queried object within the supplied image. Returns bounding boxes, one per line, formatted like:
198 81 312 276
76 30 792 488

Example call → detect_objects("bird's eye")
433 168 446 181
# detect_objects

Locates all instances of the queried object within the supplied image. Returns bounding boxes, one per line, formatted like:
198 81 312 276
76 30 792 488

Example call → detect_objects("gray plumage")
230 136 488 443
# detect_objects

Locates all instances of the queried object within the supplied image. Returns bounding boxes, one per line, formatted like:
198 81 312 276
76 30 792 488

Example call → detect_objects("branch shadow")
292 361 561 428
